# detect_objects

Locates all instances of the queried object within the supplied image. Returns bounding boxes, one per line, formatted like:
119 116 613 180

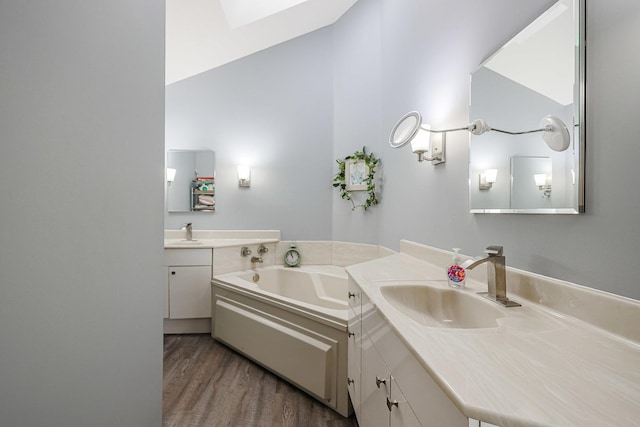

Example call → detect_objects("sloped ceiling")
483 0 575 106
166 0 358 85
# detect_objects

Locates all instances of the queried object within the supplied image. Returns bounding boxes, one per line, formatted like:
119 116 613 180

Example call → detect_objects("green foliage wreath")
333 146 380 211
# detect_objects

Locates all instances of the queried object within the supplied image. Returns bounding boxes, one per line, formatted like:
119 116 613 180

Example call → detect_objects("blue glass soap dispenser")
447 248 466 288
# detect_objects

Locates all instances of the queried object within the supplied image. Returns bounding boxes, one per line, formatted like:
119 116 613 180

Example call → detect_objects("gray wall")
0 2 164 426
167 0 640 301
165 29 334 241
333 0 640 300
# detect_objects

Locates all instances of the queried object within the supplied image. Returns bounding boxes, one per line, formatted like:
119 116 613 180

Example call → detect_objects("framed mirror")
469 0 585 214
166 150 215 213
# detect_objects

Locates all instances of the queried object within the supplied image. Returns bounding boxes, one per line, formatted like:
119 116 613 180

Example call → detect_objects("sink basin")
380 284 505 329
164 239 203 246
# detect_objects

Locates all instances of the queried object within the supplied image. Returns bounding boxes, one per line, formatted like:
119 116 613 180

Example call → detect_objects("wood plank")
163 334 358 427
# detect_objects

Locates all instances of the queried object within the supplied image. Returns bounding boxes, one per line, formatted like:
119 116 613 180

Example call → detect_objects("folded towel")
198 196 215 206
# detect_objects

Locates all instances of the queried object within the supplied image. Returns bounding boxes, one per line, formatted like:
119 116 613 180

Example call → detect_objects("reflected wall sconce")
166 168 176 184
237 165 251 187
534 174 552 197
479 169 498 190
389 111 570 164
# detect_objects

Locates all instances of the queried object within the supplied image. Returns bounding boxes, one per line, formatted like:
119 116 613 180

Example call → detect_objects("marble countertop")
164 237 278 249
164 229 280 249
347 253 640 427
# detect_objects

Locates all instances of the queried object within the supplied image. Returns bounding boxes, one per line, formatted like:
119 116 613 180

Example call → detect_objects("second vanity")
346 240 640 427
163 229 280 334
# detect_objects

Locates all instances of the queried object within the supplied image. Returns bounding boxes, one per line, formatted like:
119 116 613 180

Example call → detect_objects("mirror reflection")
469 0 585 214
167 150 215 213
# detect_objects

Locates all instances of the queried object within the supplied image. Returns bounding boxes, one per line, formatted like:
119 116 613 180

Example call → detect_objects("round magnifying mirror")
389 111 422 148
540 115 570 152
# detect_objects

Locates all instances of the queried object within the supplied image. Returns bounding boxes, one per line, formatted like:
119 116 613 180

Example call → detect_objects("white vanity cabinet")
348 278 468 427
360 332 421 427
164 248 213 333
469 420 499 427
347 277 362 415
168 265 211 318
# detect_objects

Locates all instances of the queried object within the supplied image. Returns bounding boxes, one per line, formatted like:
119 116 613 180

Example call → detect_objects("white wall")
165 29 334 241
0 2 165 426
333 0 640 300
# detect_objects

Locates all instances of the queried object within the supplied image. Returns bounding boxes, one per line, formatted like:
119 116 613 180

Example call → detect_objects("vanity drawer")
164 248 212 266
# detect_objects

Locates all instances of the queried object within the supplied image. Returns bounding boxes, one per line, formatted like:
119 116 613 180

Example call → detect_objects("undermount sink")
380 284 505 329
164 239 203 246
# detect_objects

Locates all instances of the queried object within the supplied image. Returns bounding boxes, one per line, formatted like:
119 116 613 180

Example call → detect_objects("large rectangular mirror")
469 0 585 214
166 150 215 213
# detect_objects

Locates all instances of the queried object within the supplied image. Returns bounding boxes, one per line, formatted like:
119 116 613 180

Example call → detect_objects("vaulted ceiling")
166 0 358 85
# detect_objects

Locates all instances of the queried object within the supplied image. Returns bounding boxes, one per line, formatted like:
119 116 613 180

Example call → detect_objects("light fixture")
534 174 552 197
237 165 251 187
389 111 445 164
479 168 498 190
389 111 571 163
166 168 176 183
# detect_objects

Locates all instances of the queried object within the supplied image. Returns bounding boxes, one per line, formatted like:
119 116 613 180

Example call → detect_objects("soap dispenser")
447 248 466 288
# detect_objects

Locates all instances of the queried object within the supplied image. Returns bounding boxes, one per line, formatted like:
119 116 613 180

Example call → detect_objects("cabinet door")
389 376 422 427
168 266 212 319
163 267 169 318
361 334 391 427
347 306 362 415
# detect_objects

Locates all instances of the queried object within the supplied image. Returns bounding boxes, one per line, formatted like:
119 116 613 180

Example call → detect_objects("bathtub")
211 265 351 416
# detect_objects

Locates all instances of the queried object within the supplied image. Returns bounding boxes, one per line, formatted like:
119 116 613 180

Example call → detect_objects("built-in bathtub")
211 265 351 417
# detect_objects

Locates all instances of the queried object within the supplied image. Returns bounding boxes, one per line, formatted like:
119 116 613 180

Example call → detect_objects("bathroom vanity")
163 230 280 334
346 240 640 427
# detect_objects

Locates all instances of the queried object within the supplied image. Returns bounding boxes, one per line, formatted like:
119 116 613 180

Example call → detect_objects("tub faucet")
461 246 521 307
251 256 263 264
181 223 193 241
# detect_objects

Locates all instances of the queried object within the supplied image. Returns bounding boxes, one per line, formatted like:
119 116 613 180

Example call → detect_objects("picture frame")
345 159 369 191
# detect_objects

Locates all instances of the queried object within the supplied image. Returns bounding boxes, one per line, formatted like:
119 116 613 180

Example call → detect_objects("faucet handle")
485 246 503 256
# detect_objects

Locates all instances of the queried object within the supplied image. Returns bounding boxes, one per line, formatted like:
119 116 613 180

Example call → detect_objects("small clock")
284 244 301 267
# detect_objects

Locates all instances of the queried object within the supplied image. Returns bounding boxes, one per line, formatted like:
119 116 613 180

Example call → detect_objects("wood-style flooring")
163 334 359 427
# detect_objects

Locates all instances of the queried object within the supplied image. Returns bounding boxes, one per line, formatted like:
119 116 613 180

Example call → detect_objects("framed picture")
345 159 369 191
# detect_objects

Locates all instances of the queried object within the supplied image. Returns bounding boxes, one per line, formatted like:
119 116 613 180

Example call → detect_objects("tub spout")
251 256 263 263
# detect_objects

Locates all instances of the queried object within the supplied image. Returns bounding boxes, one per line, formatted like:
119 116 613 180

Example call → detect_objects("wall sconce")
166 168 176 184
389 112 445 165
479 169 498 190
389 111 570 164
534 174 552 197
237 165 251 187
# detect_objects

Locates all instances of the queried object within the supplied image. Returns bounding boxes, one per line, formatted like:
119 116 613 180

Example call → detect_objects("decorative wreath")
333 146 380 211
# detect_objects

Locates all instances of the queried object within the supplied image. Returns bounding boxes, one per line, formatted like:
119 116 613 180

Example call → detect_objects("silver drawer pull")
348 292 356 299
348 331 355 338
375 376 386 388
386 396 399 411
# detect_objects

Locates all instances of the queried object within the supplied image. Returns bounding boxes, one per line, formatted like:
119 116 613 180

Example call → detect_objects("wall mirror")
469 0 585 214
166 150 215 213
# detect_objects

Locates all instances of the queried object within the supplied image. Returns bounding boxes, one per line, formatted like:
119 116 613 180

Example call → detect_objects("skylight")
219 0 310 29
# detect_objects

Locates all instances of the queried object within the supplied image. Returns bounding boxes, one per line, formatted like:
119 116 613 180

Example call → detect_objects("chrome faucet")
461 246 521 307
181 222 193 241
251 256 263 263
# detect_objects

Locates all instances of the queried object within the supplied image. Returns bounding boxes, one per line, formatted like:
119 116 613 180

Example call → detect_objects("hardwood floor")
163 334 359 427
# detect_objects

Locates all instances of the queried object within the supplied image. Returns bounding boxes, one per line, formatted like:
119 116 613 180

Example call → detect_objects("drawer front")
164 248 212 266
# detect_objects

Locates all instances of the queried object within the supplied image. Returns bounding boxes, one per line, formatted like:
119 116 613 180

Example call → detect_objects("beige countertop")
164 237 278 249
347 252 640 427
163 229 280 249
